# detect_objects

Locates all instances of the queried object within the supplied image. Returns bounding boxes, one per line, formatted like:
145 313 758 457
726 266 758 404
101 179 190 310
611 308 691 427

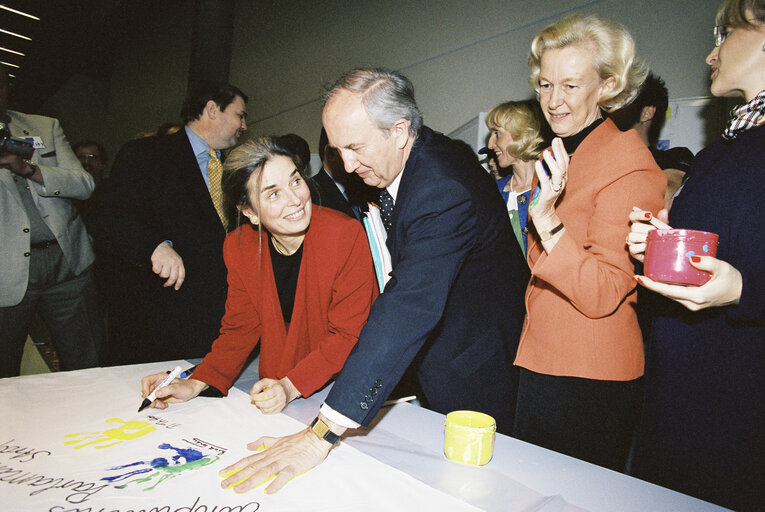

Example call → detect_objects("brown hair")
221 136 306 230
716 0 765 27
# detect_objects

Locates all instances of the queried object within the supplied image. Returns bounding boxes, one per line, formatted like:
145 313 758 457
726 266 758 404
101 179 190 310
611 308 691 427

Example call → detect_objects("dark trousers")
513 368 642 472
0 244 102 377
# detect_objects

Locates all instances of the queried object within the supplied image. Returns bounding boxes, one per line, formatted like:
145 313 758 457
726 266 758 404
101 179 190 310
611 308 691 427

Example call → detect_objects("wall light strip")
0 5 40 21
0 28 32 41
0 46 25 56
0 60 20 68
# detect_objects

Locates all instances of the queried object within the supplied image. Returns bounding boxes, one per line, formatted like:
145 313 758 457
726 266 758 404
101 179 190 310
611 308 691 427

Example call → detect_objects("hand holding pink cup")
644 229 719 286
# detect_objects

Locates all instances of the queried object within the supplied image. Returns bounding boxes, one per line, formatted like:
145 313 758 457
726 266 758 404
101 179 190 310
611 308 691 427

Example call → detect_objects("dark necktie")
379 189 394 232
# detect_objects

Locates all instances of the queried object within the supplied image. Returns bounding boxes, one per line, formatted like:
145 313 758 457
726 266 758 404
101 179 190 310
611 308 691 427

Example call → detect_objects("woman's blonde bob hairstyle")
484 100 549 161
528 14 648 112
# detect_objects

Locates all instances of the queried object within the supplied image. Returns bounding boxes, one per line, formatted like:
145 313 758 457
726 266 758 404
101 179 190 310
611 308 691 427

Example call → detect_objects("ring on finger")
552 182 562 192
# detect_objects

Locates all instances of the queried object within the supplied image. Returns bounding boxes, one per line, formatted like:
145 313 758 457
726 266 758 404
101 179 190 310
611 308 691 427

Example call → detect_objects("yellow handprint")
64 418 156 449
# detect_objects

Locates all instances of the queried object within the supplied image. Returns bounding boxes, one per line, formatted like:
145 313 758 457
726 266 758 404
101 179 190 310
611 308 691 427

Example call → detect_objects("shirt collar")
385 168 404 202
184 125 215 157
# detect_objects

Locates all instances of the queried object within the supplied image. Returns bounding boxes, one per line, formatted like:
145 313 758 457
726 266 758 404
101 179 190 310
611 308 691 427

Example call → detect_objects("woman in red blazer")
141 137 378 414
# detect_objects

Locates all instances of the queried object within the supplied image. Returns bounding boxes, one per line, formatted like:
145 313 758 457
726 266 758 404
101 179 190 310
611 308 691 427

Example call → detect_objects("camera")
0 122 35 160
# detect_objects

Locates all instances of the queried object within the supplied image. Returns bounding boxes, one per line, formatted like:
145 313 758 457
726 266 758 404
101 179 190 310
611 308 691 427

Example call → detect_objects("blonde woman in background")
485 100 551 254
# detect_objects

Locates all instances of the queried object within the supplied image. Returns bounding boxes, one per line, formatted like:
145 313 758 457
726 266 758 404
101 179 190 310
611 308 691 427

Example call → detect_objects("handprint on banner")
64 418 156 449
101 443 219 491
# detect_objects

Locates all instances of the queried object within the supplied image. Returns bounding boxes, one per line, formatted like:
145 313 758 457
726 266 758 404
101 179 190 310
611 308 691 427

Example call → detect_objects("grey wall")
48 3 194 165
50 0 722 159
230 0 720 151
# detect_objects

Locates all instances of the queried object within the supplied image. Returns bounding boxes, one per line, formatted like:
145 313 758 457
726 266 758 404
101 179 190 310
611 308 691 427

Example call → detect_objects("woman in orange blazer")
140 137 378 414
513 14 665 472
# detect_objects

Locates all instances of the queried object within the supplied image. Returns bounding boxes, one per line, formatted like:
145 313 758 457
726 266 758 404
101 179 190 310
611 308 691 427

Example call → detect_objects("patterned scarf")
722 90 765 140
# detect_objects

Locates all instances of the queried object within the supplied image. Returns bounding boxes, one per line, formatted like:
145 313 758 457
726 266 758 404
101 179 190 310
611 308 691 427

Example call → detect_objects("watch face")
312 420 330 437
311 419 340 445
540 223 563 241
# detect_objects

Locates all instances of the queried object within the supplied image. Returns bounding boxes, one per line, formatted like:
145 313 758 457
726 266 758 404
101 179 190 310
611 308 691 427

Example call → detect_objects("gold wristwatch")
310 417 341 446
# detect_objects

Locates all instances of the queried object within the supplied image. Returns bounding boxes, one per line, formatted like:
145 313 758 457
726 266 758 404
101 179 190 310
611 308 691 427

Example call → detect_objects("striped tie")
206 149 227 229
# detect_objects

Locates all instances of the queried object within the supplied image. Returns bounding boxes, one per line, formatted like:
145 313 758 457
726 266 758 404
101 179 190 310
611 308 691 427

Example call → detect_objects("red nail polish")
633 275 641 283
690 255 701 263
643 212 652 219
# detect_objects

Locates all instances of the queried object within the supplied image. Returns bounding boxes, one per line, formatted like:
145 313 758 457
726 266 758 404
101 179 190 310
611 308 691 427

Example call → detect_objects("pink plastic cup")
644 229 719 285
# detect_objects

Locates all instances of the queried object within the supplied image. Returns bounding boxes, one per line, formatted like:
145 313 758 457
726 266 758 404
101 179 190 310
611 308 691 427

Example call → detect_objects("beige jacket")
0 111 94 307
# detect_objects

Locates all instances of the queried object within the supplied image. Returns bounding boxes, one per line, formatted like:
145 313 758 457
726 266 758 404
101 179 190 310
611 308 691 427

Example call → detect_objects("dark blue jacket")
325 126 529 432
633 125 765 511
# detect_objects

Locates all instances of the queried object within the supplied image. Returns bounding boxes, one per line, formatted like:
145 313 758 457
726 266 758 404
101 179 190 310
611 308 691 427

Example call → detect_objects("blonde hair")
716 0 765 27
528 14 648 112
484 100 549 161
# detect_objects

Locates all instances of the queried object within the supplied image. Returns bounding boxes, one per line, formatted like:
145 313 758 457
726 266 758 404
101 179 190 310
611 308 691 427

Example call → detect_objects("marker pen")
138 366 182 412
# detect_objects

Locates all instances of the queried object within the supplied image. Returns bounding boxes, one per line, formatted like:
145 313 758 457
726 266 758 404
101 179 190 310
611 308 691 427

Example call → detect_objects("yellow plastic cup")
444 410 496 466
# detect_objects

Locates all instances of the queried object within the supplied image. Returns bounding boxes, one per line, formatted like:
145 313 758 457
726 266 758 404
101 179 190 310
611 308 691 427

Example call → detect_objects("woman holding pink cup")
626 1 765 509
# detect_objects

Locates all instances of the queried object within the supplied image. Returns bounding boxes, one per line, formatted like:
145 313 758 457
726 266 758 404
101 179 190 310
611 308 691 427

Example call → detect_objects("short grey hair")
324 67 423 138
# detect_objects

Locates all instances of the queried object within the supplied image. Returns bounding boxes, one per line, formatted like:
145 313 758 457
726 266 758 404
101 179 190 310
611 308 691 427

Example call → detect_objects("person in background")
0 63 101 377
87 81 248 365
141 136 377 415
276 133 311 170
610 72 694 210
627 1 765 509
485 100 551 254
513 14 665 472
72 141 108 184
310 127 378 221
478 146 507 179
157 122 182 137
71 141 111 328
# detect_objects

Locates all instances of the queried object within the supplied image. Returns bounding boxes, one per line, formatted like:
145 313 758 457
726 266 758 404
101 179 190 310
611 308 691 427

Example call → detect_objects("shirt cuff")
319 403 360 429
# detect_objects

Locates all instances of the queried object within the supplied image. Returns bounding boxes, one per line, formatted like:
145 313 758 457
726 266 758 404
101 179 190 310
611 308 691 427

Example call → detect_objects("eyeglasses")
713 25 729 47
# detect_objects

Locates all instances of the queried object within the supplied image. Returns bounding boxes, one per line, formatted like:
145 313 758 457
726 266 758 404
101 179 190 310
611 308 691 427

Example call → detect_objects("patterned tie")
206 149 228 229
379 189 394 232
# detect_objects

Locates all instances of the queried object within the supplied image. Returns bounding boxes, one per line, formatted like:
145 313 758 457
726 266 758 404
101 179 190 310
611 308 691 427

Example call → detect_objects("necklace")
271 236 299 256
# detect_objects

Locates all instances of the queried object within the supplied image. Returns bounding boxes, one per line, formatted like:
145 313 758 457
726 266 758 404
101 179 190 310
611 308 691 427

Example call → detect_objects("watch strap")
539 222 564 241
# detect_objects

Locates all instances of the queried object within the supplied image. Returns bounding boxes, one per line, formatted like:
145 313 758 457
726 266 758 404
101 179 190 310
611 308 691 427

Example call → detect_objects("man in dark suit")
220 68 528 494
309 128 377 220
87 82 248 365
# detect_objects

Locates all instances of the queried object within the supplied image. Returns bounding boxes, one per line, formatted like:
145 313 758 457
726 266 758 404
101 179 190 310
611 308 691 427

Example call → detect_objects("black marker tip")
137 398 151 412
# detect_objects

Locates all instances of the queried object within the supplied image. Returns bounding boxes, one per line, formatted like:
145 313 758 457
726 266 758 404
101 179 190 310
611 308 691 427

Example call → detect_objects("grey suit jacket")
0 111 94 307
